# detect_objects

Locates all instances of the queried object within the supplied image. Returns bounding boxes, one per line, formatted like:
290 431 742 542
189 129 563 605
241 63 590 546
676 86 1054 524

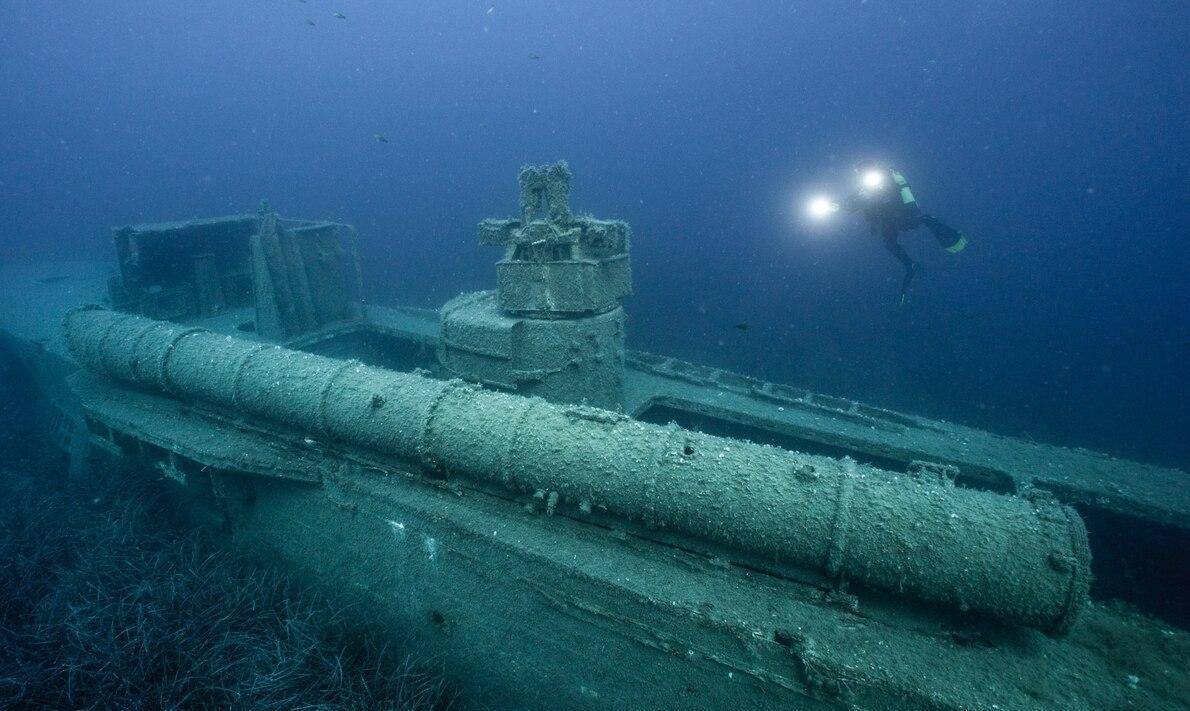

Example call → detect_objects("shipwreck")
0 163 1186 710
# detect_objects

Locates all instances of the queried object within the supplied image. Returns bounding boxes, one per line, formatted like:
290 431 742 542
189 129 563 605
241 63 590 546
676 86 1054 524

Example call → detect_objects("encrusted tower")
438 162 631 409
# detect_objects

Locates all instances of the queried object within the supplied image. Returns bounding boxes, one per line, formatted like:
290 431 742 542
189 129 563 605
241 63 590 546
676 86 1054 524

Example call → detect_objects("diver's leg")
920 215 968 253
882 227 916 273
883 226 920 305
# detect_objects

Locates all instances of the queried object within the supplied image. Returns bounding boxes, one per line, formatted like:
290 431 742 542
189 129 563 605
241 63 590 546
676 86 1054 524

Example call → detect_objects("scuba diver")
841 166 967 305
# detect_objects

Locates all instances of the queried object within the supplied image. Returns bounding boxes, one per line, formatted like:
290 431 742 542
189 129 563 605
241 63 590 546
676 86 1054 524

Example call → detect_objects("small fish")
486 6 495 15
373 133 390 144
333 11 346 20
733 322 750 332
528 52 541 60
305 18 316 26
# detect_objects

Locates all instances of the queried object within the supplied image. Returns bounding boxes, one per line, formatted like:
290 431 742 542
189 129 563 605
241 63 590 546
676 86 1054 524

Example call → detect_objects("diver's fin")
898 261 921 307
945 233 968 254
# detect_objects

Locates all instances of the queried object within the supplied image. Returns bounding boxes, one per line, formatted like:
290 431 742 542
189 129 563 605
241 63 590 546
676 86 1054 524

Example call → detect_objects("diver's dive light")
861 168 885 191
806 195 839 220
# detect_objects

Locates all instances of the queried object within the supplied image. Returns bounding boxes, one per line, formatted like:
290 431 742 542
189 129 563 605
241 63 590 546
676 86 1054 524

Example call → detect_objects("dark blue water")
1 1 1186 466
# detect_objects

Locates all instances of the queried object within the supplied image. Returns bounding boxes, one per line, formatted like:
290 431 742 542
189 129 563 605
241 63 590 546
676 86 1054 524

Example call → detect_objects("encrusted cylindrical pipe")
64 308 1091 633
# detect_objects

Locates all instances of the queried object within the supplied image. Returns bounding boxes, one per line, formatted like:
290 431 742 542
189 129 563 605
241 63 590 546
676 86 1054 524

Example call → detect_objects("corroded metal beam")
64 306 1091 633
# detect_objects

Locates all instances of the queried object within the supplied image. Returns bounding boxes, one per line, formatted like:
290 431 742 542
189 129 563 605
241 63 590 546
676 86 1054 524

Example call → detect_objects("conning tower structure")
438 162 631 410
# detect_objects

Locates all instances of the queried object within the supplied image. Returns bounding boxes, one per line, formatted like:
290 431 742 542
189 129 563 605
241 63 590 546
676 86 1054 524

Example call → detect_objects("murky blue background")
1 1 1186 464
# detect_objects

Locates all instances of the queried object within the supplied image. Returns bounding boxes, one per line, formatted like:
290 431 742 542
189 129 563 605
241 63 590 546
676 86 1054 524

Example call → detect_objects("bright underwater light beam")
861 169 885 191
806 195 839 220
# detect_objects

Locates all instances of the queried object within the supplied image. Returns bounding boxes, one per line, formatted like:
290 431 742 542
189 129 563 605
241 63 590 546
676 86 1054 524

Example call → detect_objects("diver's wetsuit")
844 169 966 301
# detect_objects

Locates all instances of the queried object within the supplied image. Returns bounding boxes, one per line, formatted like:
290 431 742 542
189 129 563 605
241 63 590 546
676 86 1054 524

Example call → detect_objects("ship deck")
3 258 1185 531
